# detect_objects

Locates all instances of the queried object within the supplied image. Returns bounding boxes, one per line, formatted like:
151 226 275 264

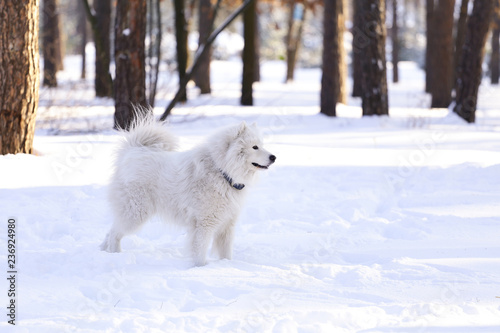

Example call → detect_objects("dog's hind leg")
100 228 124 252
102 185 153 252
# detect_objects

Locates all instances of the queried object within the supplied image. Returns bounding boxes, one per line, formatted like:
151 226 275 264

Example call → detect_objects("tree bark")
392 0 399 83
490 3 500 84
351 0 364 97
320 0 344 116
0 0 39 155
94 0 113 97
453 0 469 87
241 0 256 106
285 1 306 82
430 0 455 108
174 0 189 102
425 0 434 93
114 0 148 130
42 0 61 87
78 0 87 79
360 0 389 116
194 0 213 94
454 0 494 123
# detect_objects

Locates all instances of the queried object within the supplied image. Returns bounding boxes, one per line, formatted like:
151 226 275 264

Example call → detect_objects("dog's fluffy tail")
122 113 178 151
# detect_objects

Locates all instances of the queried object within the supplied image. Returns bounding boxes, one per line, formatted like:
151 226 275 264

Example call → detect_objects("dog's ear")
250 122 257 128
236 122 247 137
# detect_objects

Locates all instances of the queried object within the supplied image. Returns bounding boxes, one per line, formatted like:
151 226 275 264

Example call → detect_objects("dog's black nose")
269 155 276 162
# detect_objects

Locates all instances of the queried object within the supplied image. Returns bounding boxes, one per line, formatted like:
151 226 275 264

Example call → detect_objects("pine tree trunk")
351 0 364 97
360 0 389 116
78 0 87 79
453 0 469 87
253 8 261 83
392 0 399 83
241 0 256 106
425 0 434 93
454 0 494 123
320 0 341 116
0 0 39 155
114 0 148 130
174 0 188 102
430 0 455 108
194 0 212 94
42 0 61 87
337 0 347 104
94 0 113 97
285 1 306 83
490 6 500 84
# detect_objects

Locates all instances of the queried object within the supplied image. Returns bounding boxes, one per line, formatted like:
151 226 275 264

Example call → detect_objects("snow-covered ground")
1 59 500 332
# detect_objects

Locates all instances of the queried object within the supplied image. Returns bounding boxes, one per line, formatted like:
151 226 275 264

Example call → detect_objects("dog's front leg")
214 223 235 260
191 223 214 266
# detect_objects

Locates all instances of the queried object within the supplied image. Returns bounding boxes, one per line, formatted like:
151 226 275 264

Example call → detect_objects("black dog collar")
220 170 245 190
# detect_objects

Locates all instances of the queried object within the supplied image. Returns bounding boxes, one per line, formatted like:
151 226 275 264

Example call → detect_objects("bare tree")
351 0 364 97
490 1 500 84
0 0 39 154
195 0 214 94
174 0 189 102
94 0 113 97
360 0 389 116
320 0 347 116
392 0 399 83
42 0 62 87
81 0 113 97
114 0 148 129
454 0 494 122
241 0 257 106
285 1 307 82
429 0 455 108
78 0 87 79
425 0 434 93
454 0 470 86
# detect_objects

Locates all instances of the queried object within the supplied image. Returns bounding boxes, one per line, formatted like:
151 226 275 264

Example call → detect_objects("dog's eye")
252 145 259 150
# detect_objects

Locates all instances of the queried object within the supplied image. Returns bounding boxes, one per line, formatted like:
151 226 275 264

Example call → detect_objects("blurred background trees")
2 0 500 150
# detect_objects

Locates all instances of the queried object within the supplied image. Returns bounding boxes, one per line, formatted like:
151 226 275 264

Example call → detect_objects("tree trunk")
194 0 213 94
254 7 261 83
94 0 113 97
425 0 434 93
351 0 365 97
241 0 256 106
78 0 87 79
490 4 500 84
114 0 148 130
392 0 399 83
42 0 61 87
337 0 347 104
453 0 469 88
360 0 389 116
430 0 455 108
320 0 341 116
285 1 306 82
454 0 494 123
147 0 162 106
0 0 39 155
174 0 189 102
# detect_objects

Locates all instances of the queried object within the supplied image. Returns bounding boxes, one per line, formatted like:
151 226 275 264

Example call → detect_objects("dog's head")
210 122 276 182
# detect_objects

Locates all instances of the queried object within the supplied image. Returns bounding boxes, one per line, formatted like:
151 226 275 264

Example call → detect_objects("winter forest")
1 0 500 332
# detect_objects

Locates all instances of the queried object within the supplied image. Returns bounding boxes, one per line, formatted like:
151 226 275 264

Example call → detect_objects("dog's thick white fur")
100 119 275 266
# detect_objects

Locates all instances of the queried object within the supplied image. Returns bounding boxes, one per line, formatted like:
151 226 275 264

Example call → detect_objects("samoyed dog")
100 119 276 266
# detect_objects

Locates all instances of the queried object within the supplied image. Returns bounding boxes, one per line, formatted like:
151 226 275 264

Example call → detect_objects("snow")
1 59 500 332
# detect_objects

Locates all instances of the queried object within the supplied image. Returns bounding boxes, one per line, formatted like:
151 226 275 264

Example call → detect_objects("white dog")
100 119 276 266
